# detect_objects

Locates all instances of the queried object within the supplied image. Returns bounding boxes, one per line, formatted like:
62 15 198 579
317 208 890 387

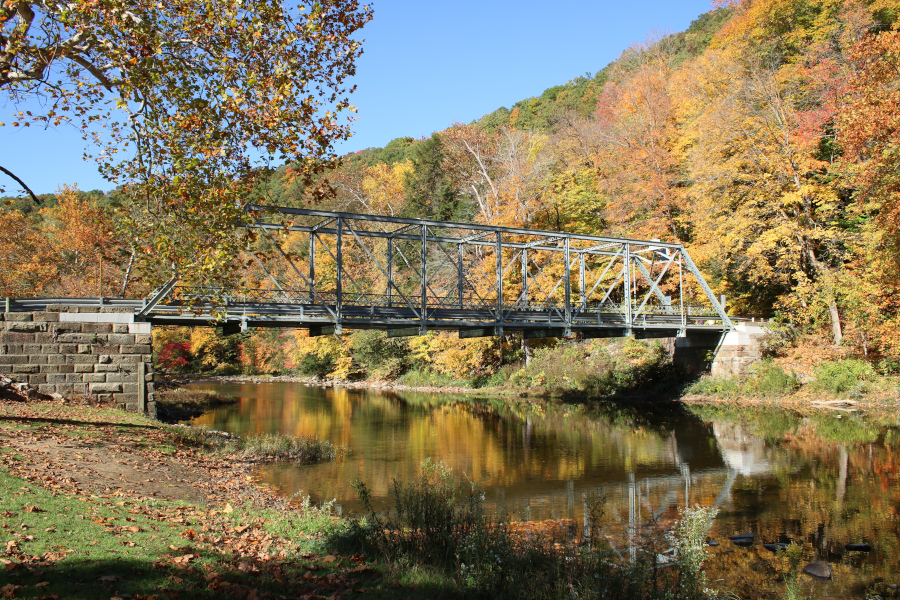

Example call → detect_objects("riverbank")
0 396 402 599
163 366 900 419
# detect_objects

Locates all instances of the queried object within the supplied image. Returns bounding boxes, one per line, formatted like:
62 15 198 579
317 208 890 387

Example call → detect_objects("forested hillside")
4 0 900 378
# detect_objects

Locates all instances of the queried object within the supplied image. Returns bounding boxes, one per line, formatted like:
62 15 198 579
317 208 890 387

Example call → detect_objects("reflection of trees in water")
190 382 900 596
696 408 900 598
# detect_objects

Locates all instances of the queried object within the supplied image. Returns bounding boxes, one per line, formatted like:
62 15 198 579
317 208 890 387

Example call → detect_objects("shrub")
743 360 800 397
813 359 876 395
298 352 335 377
157 341 192 372
758 322 798 357
685 375 740 397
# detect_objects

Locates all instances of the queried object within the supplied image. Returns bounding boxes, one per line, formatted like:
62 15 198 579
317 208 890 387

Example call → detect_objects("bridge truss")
139 204 732 338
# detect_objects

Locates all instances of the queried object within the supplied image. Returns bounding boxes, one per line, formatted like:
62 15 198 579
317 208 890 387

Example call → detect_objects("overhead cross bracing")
138 204 733 338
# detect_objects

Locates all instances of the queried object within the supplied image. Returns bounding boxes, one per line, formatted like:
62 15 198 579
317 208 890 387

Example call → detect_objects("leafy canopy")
1 0 372 284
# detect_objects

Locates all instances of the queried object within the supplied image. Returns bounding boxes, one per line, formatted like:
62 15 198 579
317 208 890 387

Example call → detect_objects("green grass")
686 360 799 399
0 467 384 599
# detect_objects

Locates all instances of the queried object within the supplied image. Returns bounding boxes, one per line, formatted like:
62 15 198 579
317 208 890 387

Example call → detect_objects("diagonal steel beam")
345 223 422 319
258 227 337 320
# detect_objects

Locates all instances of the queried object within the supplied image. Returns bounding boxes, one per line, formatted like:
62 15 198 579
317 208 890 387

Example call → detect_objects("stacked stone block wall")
0 307 155 417
672 324 767 379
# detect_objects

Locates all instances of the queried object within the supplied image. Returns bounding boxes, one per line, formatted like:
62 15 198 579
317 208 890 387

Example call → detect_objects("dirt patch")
0 399 281 509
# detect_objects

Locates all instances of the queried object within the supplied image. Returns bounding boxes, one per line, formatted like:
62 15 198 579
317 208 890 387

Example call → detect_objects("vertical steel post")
309 234 316 302
624 243 632 328
496 232 503 324
336 218 343 324
457 243 464 310
522 249 528 308
421 225 427 334
579 252 586 309
387 237 393 308
679 252 685 330
564 237 571 333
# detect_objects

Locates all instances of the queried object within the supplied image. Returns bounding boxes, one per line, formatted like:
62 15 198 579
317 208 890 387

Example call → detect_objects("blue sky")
0 0 715 196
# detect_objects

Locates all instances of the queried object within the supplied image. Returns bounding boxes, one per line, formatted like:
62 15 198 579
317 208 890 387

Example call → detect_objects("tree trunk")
804 243 843 346
120 249 135 297
522 335 533 366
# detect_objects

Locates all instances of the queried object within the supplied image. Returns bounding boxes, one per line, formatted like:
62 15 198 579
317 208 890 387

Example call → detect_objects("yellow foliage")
190 328 226 369
409 332 499 378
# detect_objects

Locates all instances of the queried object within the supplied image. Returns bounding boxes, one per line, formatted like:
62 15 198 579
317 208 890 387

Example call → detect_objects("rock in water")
764 543 789 553
706 539 720 547
803 561 833 580
728 533 754 546
845 543 872 552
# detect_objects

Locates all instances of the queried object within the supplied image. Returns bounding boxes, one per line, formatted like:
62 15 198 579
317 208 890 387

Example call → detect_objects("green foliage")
744 360 801 397
665 7 735 66
298 352 336 378
508 338 675 398
348 330 410 379
813 359 877 395
403 133 465 221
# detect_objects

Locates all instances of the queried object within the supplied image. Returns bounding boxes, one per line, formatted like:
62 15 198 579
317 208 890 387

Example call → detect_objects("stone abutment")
0 307 156 417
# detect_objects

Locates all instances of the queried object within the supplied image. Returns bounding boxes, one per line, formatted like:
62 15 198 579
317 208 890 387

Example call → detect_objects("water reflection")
190 382 727 520
190 382 900 598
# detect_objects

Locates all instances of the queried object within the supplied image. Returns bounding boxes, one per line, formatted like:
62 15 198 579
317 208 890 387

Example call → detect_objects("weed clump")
686 360 799 398
335 461 716 600
813 359 876 395
235 432 349 463
165 426 347 464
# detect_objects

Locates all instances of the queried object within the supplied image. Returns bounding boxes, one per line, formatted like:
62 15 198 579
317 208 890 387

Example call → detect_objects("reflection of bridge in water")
474 420 773 558
134 205 733 338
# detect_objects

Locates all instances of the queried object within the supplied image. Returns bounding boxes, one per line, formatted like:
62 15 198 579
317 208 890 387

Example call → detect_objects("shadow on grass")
1 556 441 600
0 415 158 429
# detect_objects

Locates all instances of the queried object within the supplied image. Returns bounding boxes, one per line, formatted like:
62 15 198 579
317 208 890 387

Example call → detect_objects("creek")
189 381 900 599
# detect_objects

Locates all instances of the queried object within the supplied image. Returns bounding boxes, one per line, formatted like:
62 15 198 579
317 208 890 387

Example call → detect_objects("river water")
189 381 900 599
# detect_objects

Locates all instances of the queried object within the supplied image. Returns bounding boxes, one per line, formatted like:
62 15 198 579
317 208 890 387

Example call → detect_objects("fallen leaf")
34 582 49 588
22 506 43 513
223 504 233 514
98 575 118 582
321 555 336 563
0 583 20 598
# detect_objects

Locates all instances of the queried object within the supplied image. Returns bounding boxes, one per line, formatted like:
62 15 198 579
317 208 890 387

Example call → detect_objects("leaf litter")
0 398 391 599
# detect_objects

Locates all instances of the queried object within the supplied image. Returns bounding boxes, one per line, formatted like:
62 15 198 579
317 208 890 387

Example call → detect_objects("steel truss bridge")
122 204 731 339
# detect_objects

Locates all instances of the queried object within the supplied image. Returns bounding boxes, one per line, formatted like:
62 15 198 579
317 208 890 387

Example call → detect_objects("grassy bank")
0 399 388 600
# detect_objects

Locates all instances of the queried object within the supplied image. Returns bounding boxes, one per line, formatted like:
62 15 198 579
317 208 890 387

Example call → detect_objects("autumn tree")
837 29 900 357
1 0 372 288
